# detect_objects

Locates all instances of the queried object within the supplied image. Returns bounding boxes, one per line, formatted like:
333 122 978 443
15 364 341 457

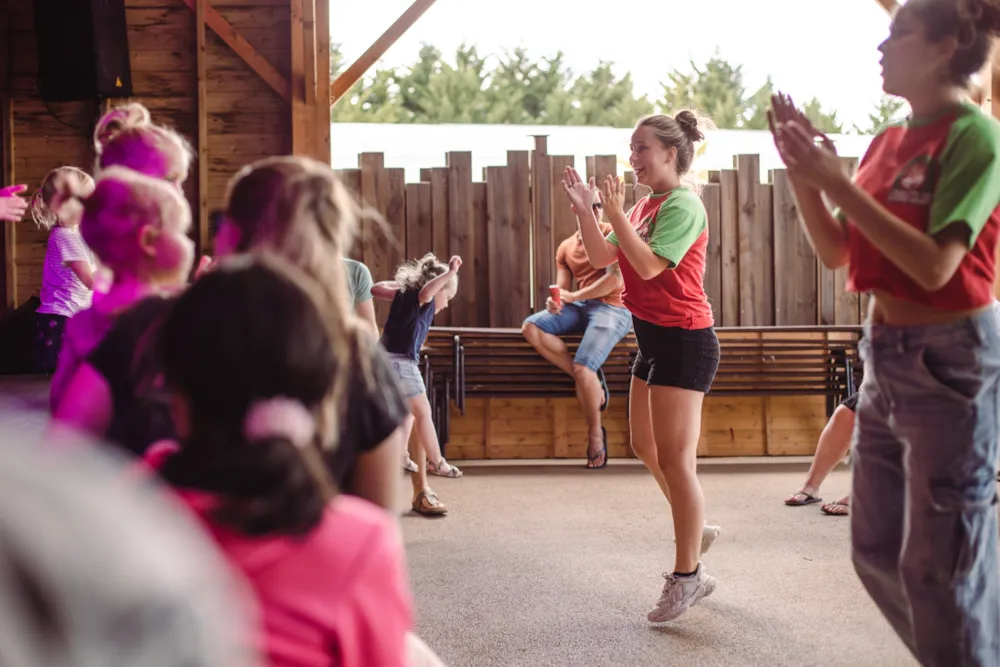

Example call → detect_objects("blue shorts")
523 300 632 371
387 354 426 399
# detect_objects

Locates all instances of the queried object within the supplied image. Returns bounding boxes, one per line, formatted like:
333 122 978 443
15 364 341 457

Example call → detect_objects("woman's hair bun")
674 110 705 144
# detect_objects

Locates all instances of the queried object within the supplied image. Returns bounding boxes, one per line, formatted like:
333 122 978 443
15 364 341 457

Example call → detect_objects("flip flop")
597 367 610 412
586 427 608 469
821 498 850 516
785 490 822 506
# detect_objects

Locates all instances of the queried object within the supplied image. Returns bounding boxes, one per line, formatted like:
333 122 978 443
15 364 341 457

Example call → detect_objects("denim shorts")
523 300 632 371
387 354 425 399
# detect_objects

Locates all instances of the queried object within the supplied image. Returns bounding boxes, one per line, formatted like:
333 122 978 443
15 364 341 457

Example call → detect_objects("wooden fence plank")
702 182 722 325
772 170 817 324
405 182 432 261
549 156 577 255
736 155 772 325
447 152 474 327
472 182 490 327
532 137 554 314
719 169 739 327
426 167 450 325
486 165 510 327
508 151 532 326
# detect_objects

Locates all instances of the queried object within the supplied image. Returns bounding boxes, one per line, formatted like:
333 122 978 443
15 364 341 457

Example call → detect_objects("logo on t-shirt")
886 155 937 206
635 215 655 244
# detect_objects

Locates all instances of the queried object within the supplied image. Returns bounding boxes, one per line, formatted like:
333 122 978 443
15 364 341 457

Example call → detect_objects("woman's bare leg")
787 405 855 502
629 375 671 502
649 385 706 574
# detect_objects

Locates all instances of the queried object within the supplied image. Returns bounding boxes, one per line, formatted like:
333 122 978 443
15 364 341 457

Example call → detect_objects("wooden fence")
336 137 869 328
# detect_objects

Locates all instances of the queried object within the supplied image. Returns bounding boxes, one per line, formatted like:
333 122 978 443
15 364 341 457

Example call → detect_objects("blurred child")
154 255 414 667
50 104 193 412
29 167 96 375
50 167 194 452
214 157 409 511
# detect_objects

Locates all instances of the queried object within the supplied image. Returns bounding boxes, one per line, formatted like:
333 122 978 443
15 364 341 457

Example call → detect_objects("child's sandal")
427 458 462 478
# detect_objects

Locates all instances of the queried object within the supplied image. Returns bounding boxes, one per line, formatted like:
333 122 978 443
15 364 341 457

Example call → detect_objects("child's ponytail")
395 252 448 291
205 398 332 536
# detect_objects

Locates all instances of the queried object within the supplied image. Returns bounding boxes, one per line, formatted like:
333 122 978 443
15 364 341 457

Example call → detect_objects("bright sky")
332 0 893 128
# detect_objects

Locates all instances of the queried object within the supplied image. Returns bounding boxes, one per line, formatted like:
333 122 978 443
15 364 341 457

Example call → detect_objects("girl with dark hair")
155 255 413 667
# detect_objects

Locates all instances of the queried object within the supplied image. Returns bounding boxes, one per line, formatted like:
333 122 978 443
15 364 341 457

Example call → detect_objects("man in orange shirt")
522 194 631 469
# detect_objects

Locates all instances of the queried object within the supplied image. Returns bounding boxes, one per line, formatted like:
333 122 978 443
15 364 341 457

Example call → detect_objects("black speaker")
33 0 133 102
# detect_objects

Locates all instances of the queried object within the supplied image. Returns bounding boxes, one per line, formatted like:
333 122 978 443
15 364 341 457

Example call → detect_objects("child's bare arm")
418 256 461 305
371 281 401 300
67 260 94 289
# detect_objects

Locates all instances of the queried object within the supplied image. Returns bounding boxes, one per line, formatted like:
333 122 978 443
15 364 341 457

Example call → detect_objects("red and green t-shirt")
839 101 1000 309
606 187 714 329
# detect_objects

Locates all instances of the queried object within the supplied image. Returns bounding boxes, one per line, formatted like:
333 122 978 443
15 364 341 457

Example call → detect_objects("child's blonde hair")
394 253 451 291
30 167 94 231
94 103 193 185
50 166 191 273
224 156 366 448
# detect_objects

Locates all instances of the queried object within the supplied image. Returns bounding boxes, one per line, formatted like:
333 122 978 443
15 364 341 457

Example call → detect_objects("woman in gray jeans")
769 2 1000 663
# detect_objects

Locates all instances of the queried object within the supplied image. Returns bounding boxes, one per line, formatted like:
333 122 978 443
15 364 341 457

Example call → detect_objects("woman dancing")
768 0 1000 663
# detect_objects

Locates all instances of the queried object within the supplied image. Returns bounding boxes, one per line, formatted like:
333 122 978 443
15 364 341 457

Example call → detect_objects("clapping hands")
767 93 847 191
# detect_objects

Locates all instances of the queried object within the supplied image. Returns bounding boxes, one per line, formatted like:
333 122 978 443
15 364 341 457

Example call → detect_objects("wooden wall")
445 395 830 460
0 0 331 309
338 142 867 328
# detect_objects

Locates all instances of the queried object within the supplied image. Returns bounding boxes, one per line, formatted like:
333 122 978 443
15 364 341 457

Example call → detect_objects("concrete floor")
402 462 918 667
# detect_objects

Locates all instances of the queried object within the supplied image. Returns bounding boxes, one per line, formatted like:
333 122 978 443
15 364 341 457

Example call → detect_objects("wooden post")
195 0 209 255
1 0 14 310
313 0 331 162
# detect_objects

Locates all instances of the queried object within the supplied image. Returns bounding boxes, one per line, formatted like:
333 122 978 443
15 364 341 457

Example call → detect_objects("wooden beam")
196 0 209 255
313 0 331 162
290 0 309 156
0 0 12 310
330 0 439 106
303 0 317 106
179 0 291 101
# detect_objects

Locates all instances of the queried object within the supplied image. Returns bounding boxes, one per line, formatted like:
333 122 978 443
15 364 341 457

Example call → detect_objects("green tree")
801 97 843 134
661 52 747 129
568 62 654 127
330 43 407 122
852 94 908 134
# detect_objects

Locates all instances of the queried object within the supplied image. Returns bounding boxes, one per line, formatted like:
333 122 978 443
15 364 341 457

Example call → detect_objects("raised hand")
449 255 462 272
601 175 626 221
562 167 594 214
0 185 28 222
773 118 847 191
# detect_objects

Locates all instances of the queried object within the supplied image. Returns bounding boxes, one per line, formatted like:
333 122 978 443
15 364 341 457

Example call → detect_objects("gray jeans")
851 308 1000 667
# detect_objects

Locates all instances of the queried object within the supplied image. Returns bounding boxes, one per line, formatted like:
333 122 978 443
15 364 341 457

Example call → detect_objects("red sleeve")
333 522 413 666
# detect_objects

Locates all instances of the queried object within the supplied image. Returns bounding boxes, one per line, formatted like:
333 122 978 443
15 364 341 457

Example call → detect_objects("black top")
325 337 409 491
379 289 435 362
87 296 177 456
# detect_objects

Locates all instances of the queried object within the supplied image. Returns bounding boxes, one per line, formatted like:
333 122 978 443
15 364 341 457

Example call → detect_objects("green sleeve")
648 190 706 267
606 205 638 247
927 111 1000 243
343 259 374 305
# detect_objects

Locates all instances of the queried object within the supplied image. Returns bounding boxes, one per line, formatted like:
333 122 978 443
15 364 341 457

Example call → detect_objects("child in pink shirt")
152 255 414 667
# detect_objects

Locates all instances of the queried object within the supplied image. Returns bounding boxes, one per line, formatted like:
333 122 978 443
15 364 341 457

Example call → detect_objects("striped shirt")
37 226 94 317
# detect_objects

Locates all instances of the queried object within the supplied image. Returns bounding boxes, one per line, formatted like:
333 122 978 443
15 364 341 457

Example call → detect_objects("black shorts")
840 392 859 412
631 316 720 393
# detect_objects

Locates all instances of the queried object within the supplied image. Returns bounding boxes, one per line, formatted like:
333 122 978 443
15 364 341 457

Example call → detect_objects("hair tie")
243 397 316 447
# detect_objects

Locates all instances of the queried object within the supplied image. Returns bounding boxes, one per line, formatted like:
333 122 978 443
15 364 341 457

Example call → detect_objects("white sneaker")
647 562 716 623
672 523 722 555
